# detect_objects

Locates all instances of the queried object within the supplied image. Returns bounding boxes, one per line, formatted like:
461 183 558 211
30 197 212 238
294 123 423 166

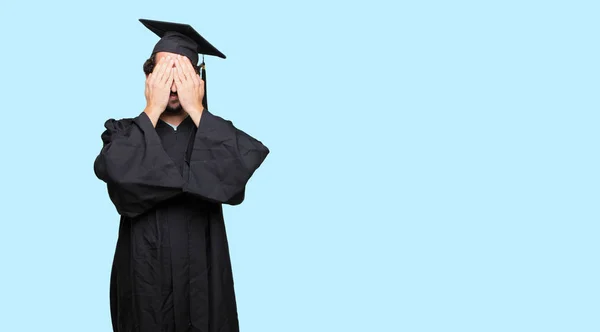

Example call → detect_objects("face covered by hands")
173 54 205 116
144 55 175 115
143 53 206 127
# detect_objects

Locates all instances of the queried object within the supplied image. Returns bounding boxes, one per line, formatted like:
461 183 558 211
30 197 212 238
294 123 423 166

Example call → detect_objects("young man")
94 19 269 332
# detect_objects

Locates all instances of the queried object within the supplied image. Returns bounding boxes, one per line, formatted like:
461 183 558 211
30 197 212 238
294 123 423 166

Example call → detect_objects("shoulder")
199 109 236 133
99 116 137 143
103 117 136 132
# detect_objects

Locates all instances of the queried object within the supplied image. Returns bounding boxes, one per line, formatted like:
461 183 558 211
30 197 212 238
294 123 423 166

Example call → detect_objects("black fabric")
94 111 269 332
140 18 227 62
153 31 201 65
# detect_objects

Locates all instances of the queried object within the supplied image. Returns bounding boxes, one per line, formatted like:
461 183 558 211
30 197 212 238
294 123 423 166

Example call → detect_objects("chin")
164 103 184 115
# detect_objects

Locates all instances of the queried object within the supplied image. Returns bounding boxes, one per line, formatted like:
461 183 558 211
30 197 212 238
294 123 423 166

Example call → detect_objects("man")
94 19 269 332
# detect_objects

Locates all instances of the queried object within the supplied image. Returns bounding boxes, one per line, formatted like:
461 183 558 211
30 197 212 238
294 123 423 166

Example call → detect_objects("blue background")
0 1 598 331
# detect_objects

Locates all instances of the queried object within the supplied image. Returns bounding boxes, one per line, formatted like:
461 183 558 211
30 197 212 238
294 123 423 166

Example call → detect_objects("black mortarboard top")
140 18 226 109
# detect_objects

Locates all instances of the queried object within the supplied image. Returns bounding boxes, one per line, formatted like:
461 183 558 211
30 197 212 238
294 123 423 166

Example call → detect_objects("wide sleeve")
182 110 270 205
93 112 185 218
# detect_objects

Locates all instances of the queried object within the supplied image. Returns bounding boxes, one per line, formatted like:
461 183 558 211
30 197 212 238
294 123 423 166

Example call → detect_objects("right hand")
144 56 175 116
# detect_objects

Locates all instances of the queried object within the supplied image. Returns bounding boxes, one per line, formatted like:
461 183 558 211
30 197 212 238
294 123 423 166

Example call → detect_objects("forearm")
143 106 163 127
187 106 205 127
183 110 269 204
94 113 186 216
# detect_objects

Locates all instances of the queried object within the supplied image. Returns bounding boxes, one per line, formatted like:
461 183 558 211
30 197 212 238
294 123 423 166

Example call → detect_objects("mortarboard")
140 18 226 110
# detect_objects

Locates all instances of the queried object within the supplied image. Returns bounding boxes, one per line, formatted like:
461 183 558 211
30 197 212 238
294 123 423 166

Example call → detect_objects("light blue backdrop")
0 1 598 331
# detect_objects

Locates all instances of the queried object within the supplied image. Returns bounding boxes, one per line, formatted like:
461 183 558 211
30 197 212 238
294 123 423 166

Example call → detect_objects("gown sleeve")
182 110 270 205
93 112 185 218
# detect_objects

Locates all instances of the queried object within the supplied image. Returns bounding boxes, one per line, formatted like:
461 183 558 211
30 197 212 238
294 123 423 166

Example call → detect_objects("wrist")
144 104 164 115
186 105 205 127
186 104 205 115
143 106 162 127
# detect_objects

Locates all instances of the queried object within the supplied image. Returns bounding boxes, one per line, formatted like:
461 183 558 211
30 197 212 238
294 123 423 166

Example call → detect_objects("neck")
160 112 188 127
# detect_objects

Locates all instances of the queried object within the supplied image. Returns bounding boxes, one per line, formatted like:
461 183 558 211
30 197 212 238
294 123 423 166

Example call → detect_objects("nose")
171 80 177 93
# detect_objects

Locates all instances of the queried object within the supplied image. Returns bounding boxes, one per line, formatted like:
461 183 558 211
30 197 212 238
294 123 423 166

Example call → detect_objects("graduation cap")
140 18 226 110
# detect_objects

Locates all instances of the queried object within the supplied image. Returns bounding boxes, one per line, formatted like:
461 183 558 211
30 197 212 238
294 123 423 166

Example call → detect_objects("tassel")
201 54 207 110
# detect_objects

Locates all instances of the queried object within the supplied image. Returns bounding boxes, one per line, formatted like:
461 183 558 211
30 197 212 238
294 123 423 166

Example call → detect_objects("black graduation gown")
93 110 269 332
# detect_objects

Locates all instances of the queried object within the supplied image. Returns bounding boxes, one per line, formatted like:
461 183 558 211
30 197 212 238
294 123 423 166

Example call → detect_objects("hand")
174 55 205 118
144 56 175 125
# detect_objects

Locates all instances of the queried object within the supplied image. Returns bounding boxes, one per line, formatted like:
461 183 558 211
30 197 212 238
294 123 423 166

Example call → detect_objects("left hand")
174 55 205 117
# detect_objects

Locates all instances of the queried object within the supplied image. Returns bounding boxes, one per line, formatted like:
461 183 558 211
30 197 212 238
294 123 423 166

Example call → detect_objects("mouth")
169 93 178 100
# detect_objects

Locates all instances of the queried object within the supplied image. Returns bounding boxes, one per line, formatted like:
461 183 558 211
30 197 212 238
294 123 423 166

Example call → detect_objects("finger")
183 56 198 82
151 57 165 82
191 68 201 86
175 55 188 81
160 57 174 84
156 56 169 83
147 73 157 89
182 59 199 86
151 65 162 85
173 67 182 85
177 55 192 80
150 57 161 75
166 67 175 87
196 74 203 89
